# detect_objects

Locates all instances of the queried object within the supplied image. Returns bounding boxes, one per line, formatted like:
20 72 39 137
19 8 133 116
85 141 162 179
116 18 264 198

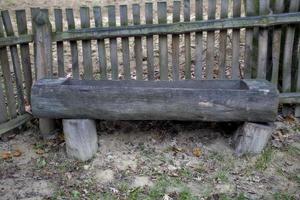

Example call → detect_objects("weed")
273 192 296 200
255 147 273 171
215 170 229 182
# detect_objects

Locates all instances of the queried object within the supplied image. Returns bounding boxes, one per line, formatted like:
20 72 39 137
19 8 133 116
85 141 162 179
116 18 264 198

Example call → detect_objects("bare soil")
1 117 300 200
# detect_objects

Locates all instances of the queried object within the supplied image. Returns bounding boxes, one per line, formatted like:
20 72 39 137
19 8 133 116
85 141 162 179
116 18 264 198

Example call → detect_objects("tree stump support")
233 122 274 156
63 119 98 161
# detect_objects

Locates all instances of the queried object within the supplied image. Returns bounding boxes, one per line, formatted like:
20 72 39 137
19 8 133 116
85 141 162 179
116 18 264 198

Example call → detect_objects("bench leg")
232 122 274 156
63 119 98 161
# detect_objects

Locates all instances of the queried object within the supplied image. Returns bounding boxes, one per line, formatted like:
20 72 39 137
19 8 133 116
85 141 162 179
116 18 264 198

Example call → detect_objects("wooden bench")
31 78 279 160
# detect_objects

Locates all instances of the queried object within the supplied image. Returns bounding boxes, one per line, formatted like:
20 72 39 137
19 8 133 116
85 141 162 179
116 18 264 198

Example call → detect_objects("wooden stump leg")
39 118 56 140
233 122 274 156
63 119 98 161
295 105 300 118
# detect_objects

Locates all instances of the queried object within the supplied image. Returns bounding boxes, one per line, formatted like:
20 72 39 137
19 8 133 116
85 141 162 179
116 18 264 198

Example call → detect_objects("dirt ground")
1 116 300 200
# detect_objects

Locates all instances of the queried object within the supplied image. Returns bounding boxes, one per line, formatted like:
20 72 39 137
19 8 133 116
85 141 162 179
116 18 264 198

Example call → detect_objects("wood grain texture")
66 9 79 79
16 10 32 103
133 4 143 80
257 0 270 79
32 79 279 122
271 0 284 85
32 8 56 138
107 6 119 80
206 0 216 79
54 8 65 77
120 5 131 80
282 0 300 92
231 0 241 79
0 16 17 119
184 0 191 79
0 113 32 136
53 12 300 42
218 0 228 79
80 7 93 80
93 6 107 80
0 75 8 123
172 1 181 80
145 3 154 80
158 2 168 80
2 10 25 114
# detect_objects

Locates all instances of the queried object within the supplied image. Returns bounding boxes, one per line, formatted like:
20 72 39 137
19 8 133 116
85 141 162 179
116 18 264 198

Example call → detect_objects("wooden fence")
0 0 300 135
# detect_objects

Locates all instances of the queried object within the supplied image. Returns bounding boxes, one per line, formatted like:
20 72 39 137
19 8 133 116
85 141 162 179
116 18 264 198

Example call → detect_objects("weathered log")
31 79 279 122
233 122 274 156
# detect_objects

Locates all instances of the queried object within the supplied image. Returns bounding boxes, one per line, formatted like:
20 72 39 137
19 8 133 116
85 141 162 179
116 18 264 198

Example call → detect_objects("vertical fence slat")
33 8 56 137
93 6 107 80
80 7 93 80
145 3 155 80
184 0 191 79
0 77 7 123
0 17 16 119
41 9 53 78
133 4 143 80
66 9 79 79
271 0 284 85
206 0 216 79
244 0 255 79
282 0 300 92
107 6 118 80
257 0 270 79
30 8 39 80
158 2 168 80
16 10 32 104
0 25 8 122
231 0 241 79
172 1 181 80
120 5 131 80
54 8 65 77
194 0 203 80
218 0 228 79
2 10 25 114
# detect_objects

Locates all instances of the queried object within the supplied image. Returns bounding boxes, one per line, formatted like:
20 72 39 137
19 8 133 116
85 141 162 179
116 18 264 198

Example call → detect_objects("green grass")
215 170 229 182
273 192 296 200
255 147 273 171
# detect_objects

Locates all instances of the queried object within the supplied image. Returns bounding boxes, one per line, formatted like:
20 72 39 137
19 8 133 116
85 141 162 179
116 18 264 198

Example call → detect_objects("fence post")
32 8 56 139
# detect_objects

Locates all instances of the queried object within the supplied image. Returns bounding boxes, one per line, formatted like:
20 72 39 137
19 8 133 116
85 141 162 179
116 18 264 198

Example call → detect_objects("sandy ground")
1 117 300 200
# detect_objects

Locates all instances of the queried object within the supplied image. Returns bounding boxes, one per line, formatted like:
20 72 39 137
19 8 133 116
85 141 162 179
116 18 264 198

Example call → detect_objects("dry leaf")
12 149 22 157
193 147 202 157
36 149 44 155
1 151 12 160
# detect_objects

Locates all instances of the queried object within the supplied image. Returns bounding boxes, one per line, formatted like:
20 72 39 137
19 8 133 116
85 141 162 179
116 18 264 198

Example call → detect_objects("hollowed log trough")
31 78 278 122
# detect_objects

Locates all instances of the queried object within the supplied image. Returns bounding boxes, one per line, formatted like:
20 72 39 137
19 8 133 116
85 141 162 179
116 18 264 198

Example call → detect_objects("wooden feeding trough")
31 78 279 122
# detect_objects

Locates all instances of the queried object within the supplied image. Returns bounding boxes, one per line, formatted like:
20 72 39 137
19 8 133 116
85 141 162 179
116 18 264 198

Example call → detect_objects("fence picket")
257 0 270 79
244 0 255 79
282 0 300 92
218 0 228 79
80 7 93 80
66 8 79 79
93 6 107 80
206 0 216 79
145 3 155 80
231 0 241 79
133 4 143 80
120 5 131 80
2 10 25 114
0 16 17 119
54 8 65 77
184 0 191 79
158 2 168 80
16 10 32 103
107 6 118 80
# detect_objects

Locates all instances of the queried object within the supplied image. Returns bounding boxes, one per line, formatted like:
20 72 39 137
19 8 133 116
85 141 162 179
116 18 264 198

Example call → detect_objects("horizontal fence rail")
0 0 300 135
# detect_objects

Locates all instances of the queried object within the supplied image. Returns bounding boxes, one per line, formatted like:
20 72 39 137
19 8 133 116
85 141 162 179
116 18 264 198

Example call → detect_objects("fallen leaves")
192 147 202 157
1 149 22 160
